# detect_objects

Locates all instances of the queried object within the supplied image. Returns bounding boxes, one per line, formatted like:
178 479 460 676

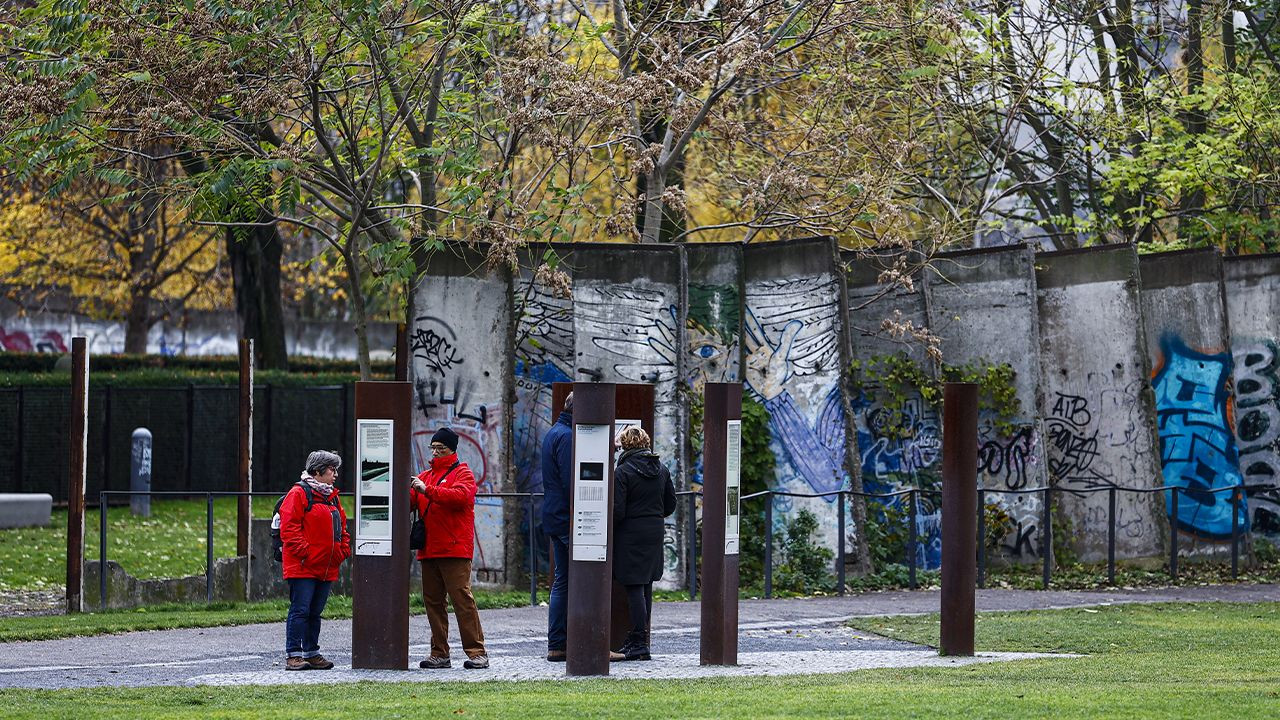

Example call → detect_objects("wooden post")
566 382 616 677
700 382 742 665
66 337 89 614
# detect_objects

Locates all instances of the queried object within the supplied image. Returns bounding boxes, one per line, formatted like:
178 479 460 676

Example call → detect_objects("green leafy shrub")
774 509 835 594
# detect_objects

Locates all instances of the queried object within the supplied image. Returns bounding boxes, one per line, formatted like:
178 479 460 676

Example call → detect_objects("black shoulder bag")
409 461 460 550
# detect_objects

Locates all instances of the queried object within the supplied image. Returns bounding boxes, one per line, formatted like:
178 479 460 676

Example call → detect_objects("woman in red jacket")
410 428 488 669
279 450 351 671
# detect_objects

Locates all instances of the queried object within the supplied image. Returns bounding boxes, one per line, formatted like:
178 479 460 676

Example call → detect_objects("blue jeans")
286 578 332 658
547 534 570 652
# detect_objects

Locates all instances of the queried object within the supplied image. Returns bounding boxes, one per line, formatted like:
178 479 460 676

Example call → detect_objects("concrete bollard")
130 428 152 517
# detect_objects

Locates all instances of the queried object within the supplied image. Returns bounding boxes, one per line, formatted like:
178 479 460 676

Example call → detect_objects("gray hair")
305 450 342 475
563 391 573 412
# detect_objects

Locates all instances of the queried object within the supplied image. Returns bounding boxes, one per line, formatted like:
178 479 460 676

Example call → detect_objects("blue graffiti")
853 391 943 569
1152 335 1248 539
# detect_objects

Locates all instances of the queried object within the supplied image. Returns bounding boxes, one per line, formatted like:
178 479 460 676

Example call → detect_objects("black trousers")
624 582 653 637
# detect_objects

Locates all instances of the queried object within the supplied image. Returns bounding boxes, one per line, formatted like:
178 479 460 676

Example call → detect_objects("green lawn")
0 497 353 591
0 603 1276 718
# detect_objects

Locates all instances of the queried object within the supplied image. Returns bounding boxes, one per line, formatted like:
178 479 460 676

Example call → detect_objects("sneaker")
285 657 308 671
306 655 334 670
419 656 451 669
463 655 489 669
546 650 566 662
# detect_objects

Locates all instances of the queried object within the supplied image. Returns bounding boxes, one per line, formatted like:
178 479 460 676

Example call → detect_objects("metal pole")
977 488 986 589
699 382 741 666
99 491 107 610
1108 487 1117 586
836 491 846 596
686 493 697 600
66 337 89 614
1042 487 1052 589
206 493 215 604
528 495 537 606
1231 484 1241 579
395 323 409 382
939 382 978 657
908 490 918 590
764 497 773 599
1170 488 1179 580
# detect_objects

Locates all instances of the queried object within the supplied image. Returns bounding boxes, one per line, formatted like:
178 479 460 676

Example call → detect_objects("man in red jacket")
410 427 488 669
280 450 351 670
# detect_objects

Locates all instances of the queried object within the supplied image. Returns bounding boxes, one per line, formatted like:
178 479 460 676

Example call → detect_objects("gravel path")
0 583 1274 690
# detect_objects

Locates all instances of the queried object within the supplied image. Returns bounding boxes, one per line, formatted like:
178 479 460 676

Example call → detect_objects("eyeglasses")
430 444 449 451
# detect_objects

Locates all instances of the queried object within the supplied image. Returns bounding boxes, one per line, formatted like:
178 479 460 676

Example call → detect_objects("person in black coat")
612 426 677 661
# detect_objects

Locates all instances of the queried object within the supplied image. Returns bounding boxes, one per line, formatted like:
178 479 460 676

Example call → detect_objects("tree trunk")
639 168 667 244
227 210 289 370
1179 0 1206 237
123 292 151 355
341 242 373 380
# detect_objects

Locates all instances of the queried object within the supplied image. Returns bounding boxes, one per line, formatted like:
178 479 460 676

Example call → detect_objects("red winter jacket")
280 482 351 581
410 454 477 560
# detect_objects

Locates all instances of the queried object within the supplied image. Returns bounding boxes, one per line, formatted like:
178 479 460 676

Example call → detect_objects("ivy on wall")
849 353 1023 436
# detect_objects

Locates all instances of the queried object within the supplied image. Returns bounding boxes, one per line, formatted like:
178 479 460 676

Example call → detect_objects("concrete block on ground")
0 493 52 528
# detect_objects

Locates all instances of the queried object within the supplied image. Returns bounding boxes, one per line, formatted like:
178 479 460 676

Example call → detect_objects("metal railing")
96 489 546 610
95 481 1266 610
742 482 1264 598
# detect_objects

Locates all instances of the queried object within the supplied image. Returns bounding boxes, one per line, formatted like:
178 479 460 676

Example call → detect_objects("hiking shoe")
419 656 451 669
285 657 308 671
463 655 489 669
546 650 566 662
306 655 334 670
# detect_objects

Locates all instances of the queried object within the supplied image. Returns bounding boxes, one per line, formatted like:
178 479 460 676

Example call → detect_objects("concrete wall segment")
1035 244 1165 560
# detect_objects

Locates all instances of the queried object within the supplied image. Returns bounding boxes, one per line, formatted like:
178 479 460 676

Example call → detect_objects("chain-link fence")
0 384 354 502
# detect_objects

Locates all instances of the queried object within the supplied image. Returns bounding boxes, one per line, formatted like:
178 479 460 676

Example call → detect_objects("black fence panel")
3 384 356 502
0 389 20 494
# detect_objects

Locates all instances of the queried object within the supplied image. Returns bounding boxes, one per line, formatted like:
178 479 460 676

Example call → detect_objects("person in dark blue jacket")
540 392 573 661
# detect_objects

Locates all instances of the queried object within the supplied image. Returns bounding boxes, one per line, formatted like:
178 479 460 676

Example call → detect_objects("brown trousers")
420 557 486 659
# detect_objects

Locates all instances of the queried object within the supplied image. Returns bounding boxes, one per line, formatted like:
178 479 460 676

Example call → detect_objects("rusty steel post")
940 382 978 656
352 381 413 669
237 339 254 560
66 337 89 614
700 382 742 666
566 382 616 677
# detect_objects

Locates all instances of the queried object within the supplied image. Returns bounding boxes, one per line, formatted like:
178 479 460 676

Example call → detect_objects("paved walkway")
1 584 1275 690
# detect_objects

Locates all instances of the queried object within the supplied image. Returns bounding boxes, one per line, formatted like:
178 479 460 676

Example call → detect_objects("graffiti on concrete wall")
852 389 942 569
1043 382 1163 554
410 306 507 584
512 279 574 497
1152 334 1247 539
686 282 741 490
1232 340 1280 540
575 278 683 585
745 274 850 552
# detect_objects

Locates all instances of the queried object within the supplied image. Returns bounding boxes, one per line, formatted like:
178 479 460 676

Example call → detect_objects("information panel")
725 419 742 555
572 423 611 562
355 419 394 556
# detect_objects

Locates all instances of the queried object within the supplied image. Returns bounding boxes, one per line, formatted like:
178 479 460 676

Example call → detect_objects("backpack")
270 482 340 563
